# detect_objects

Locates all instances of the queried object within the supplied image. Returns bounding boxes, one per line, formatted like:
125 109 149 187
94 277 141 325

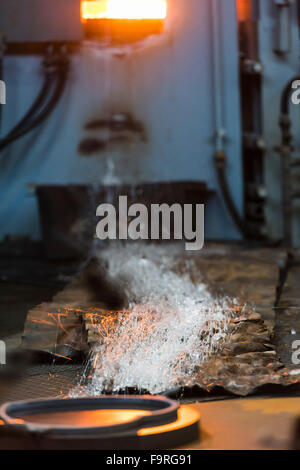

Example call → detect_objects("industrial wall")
0 0 243 241
258 0 300 245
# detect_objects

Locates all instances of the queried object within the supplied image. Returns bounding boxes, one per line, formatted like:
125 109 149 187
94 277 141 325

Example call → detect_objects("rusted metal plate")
168 246 300 396
22 278 95 358
275 262 300 367
22 244 300 397
174 245 287 333
22 257 126 356
187 309 293 397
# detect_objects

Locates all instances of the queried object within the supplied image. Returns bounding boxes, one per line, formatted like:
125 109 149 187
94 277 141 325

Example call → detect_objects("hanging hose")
0 49 70 153
210 0 249 239
0 68 68 151
5 74 53 140
215 150 249 239
0 52 55 143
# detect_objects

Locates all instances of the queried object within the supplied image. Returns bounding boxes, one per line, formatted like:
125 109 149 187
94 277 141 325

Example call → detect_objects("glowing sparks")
74 244 234 395
81 0 167 20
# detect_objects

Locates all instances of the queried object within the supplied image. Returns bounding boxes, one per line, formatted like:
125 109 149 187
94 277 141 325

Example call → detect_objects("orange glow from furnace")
138 406 200 436
81 0 167 20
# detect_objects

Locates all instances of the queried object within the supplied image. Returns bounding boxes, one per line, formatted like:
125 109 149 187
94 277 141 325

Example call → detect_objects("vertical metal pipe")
0 36 6 134
279 112 293 246
211 0 246 237
274 0 291 54
211 0 226 151
281 146 293 246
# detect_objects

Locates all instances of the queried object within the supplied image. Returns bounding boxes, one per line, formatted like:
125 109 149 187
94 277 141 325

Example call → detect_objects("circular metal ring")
0 395 179 435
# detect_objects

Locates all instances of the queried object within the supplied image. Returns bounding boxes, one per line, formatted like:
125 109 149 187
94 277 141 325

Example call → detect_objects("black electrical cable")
0 68 68 151
24 68 68 132
0 59 55 143
0 54 70 152
5 73 53 140
215 75 300 242
0 68 69 151
215 150 249 239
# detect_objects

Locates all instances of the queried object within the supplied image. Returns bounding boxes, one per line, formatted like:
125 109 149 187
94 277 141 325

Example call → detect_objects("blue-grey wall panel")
0 0 83 43
258 0 300 245
0 0 243 241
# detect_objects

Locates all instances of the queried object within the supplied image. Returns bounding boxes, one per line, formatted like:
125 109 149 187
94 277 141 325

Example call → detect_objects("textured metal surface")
0 0 243 241
21 243 298 397
0 364 83 406
275 261 300 365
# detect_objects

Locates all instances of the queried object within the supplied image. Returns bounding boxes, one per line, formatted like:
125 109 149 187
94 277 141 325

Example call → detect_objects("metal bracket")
274 0 292 54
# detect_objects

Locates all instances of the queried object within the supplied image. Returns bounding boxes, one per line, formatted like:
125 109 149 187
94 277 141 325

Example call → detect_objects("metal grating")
0 364 84 405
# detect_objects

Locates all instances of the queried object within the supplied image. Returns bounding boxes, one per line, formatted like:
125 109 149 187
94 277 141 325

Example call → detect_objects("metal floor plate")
0 364 84 405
